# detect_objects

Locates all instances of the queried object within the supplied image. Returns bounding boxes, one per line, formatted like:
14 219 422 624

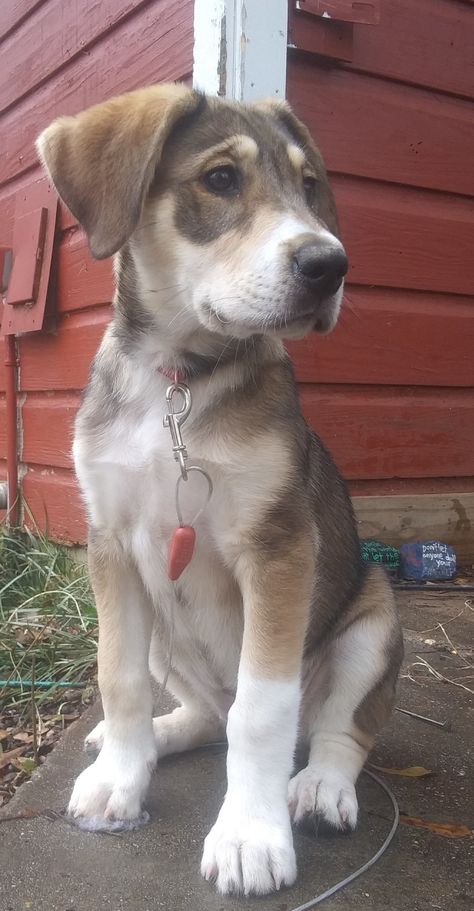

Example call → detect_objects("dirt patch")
0 684 96 807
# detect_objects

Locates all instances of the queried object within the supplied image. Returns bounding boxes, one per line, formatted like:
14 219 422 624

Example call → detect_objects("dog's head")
37 84 347 340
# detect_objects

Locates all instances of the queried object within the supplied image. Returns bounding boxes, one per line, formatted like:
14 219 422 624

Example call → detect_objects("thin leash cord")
288 768 400 911
155 609 175 707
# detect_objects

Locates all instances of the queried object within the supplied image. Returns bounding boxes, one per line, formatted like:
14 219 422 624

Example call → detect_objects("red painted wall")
1 0 473 542
0 0 194 540
286 0 474 496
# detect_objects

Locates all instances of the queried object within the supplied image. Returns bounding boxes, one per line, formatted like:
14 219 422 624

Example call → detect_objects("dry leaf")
400 815 472 838
371 764 433 778
12 732 34 744
0 730 9 742
0 747 26 770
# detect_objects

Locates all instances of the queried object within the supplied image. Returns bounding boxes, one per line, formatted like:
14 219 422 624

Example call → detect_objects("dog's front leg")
201 538 313 895
68 533 156 829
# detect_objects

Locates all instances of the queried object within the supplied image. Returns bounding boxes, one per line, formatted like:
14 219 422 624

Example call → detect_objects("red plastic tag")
167 525 196 580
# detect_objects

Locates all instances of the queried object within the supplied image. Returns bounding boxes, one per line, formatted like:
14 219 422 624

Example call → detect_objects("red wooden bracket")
289 4 353 61
295 0 380 25
7 207 48 306
1 178 58 335
289 18 353 61
0 247 13 294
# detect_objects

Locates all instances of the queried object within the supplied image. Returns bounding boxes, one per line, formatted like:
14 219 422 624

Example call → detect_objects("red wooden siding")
0 0 193 540
1 0 474 543
333 178 474 295
288 0 474 99
290 61 474 197
299 386 474 480
0 0 43 41
18 308 111 392
22 468 88 542
1 0 193 187
0 0 152 114
284 0 474 530
287 290 474 387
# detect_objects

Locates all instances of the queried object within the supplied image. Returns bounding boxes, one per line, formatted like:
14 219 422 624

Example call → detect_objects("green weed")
0 528 97 713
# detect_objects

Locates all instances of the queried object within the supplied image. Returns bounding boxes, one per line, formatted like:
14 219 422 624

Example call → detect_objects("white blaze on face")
257 217 344 270
258 216 314 267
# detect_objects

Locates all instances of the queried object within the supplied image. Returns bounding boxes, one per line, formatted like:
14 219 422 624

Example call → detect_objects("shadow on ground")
1 591 472 911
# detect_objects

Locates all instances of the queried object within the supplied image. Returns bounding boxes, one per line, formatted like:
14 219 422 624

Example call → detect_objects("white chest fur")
74 376 242 705
73 360 293 711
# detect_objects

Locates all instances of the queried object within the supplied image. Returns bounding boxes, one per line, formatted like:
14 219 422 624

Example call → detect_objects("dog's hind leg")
149 639 227 758
289 566 403 831
153 704 225 758
85 703 224 759
84 718 106 754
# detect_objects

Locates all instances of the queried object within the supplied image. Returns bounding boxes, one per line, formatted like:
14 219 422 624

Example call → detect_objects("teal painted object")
360 539 400 569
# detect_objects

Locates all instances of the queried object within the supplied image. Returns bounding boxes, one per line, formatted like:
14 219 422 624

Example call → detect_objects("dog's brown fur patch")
287 143 306 171
238 535 315 678
36 84 203 258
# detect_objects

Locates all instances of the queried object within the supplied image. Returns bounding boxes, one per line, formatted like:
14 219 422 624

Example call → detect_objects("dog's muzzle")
278 237 348 333
292 240 348 299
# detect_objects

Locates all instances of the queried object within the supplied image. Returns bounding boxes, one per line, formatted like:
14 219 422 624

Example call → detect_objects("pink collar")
157 365 186 384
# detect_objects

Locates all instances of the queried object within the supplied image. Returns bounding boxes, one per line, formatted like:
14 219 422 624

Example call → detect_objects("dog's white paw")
288 765 358 831
201 802 296 896
84 720 105 754
68 747 155 831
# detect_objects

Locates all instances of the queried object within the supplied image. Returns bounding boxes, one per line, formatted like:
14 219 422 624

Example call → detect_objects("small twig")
35 702 43 752
415 609 465 636
411 655 474 695
437 622 473 669
395 707 450 730
400 669 423 687
437 621 458 655
31 657 38 764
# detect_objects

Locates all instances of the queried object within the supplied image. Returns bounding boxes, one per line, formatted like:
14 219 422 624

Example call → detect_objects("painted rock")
361 539 400 569
399 541 456 581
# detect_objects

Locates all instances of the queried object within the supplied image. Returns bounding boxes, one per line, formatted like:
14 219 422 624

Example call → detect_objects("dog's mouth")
203 303 336 339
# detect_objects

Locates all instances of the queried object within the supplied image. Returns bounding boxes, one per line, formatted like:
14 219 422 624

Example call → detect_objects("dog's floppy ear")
36 84 202 259
252 98 339 236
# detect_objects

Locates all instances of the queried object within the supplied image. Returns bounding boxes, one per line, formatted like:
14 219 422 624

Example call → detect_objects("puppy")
37 84 402 897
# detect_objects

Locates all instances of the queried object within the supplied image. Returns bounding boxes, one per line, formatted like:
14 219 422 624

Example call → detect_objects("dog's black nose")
293 243 348 294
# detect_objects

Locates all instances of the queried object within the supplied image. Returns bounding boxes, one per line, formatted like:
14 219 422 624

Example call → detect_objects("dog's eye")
202 166 240 196
303 175 317 205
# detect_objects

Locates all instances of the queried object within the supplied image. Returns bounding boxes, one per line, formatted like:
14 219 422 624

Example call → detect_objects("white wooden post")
193 0 288 101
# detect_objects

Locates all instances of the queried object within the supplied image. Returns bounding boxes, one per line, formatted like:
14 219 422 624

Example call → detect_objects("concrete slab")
1 591 473 911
